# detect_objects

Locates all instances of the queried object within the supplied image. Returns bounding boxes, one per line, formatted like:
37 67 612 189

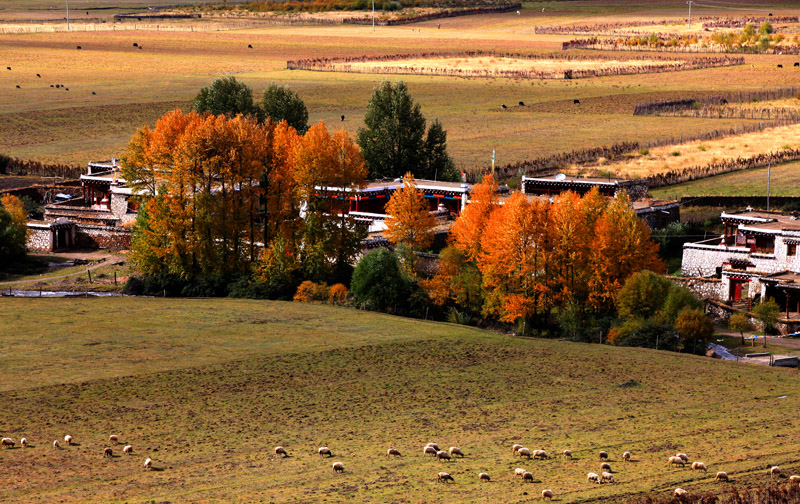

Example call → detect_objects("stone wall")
26 225 51 251
621 181 648 202
669 276 723 300
75 225 131 250
681 243 789 277
110 192 136 225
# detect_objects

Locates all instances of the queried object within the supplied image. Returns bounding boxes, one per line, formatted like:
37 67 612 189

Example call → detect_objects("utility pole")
372 0 375 32
66 0 70 30
766 161 771 211
686 1 693 29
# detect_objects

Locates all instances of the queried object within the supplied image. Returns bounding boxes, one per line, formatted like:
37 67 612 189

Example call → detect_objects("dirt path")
0 251 125 286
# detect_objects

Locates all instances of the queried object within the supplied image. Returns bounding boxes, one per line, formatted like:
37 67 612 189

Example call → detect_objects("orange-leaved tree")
449 173 498 262
384 172 436 250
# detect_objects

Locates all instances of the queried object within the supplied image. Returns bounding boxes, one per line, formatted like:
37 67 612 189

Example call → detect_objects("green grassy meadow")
650 161 800 200
1 2 794 168
2 298 800 503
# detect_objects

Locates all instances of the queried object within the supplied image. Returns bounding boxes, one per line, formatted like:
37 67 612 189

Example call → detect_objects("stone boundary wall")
681 244 781 277
669 276 723 300
75 225 131 250
26 225 52 252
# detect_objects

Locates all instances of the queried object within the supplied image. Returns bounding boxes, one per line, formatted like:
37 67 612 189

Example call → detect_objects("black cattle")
6 67 10 70
92 91 96 95
138 46 142 50
77 46 82 50
133 42 138 47
50 84 54 87
794 62 799 67
778 64 783 68
65 88 69 91
15 85 20 89
720 98 728 104
248 44 253 49
573 99 580 105
501 104 507 109
36 73 41 78
341 115 345 121
519 101 525 106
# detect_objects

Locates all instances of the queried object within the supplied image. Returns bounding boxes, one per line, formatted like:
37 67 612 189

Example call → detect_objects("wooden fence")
2 158 82 179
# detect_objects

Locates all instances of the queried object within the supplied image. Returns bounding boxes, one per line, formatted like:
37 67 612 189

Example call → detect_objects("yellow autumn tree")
0 194 29 259
449 173 498 262
385 172 436 250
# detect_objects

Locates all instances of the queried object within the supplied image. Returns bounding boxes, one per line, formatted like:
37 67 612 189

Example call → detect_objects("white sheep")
715 471 729 482
587 472 600 484
122 445 133 455
53 440 61 449
387 448 401 457
332 461 344 473
563 449 572 459
533 449 549 460
675 488 687 497
20 437 27 448
512 443 524 454
478 472 490 482
601 471 615 483
144 457 152 470
515 467 527 478
424 446 437 456
692 461 708 472
788 474 800 485
622 451 631 462
449 446 464 457
436 450 452 462
437 472 454 483
668 456 685 467
64 435 73 445
426 442 440 452
599 450 608 460
771 466 781 479
275 446 288 457
109 435 119 444
676 453 689 462
103 447 113 458
1 437 14 448
542 489 554 500
522 471 534 482
318 446 332 458
518 447 532 459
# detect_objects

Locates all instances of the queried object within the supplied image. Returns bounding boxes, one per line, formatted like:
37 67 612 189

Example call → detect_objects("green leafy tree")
616 270 673 321
0 205 26 260
752 298 780 337
357 80 427 179
351 248 409 312
192 76 259 118
728 312 753 345
423 118 457 181
675 308 714 354
261 83 309 134
759 21 773 35
658 285 703 325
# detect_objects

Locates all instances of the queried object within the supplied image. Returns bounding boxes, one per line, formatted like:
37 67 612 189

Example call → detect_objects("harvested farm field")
2 298 800 503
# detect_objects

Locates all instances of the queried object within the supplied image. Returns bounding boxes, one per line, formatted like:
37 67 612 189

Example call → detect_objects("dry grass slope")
1 298 800 503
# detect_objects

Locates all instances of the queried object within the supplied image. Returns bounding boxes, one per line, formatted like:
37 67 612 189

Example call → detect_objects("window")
789 244 797 257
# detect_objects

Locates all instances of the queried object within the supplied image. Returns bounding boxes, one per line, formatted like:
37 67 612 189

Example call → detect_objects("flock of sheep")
1 434 153 470
267 441 800 499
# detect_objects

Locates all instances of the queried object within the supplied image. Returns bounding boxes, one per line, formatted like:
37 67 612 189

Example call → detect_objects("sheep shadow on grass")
150 466 165 472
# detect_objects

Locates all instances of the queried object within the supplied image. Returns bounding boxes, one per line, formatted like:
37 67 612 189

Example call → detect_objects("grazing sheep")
512 444 524 454
601 471 615 483
675 488 687 497
587 472 600 484
436 450 452 462
21 438 28 448
318 447 332 458
788 474 800 485
715 471 729 482
599 450 608 460
437 472 454 483
479 472 490 482
275 446 288 457
1 437 14 448
426 442 440 452
332 461 344 473
109 435 119 444
65 435 73 445
601 462 611 472
771 466 781 479
542 489 554 500
144 457 152 470
449 446 464 458
103 447 113 458
515 467 527 478
533 449 549 460
424 446 437 456
676 453 689 462
518 447 532 459
53 440 61 449
387 448 401 457
522 471 534 482
692 462 708 472
668 456 685 468
622 451 631 462
122 445 133 455
563 449 572 459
